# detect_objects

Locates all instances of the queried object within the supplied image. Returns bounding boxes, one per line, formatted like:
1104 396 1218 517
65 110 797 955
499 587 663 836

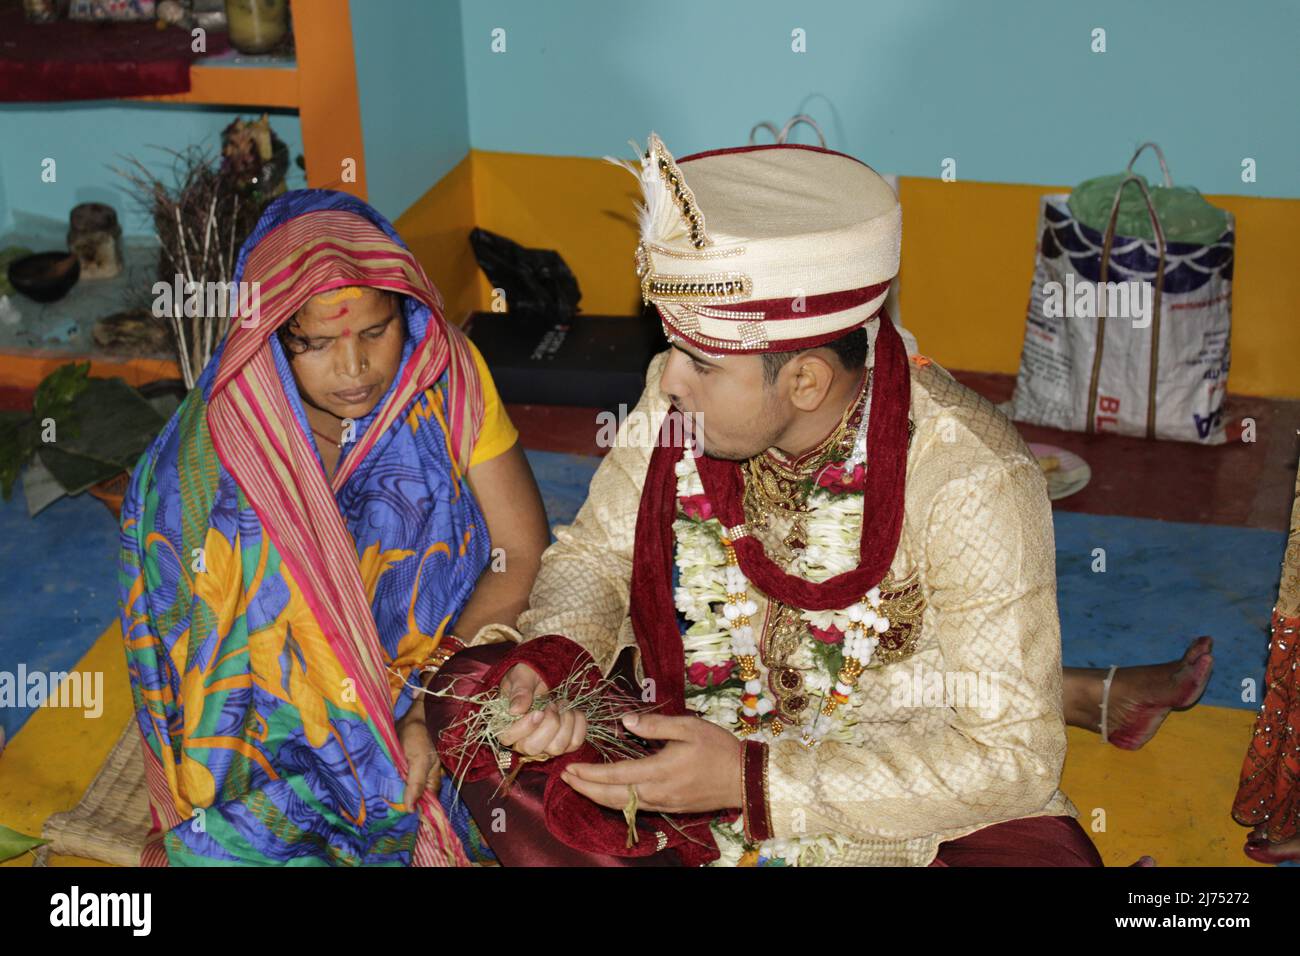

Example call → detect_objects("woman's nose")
336 340 364 378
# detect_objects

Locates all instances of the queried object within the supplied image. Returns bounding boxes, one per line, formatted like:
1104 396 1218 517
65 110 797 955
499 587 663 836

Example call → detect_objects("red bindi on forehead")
313 287 363 321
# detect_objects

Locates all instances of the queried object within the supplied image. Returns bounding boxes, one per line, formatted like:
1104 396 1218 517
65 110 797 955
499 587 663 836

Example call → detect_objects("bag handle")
778 114 827 147
748 115 828 148
748 121 781 145
1126 141 1173 188
1083 174 1168 440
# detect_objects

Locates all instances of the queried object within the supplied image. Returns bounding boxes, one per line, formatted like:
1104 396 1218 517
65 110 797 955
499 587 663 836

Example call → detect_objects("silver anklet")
1100 664 1118 744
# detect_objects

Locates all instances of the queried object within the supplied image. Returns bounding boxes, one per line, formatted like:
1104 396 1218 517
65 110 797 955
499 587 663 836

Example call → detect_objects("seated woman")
116 189 549 866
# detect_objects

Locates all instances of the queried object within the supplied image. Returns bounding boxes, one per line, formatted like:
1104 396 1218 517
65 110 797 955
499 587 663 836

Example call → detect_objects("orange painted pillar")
294 0 367 200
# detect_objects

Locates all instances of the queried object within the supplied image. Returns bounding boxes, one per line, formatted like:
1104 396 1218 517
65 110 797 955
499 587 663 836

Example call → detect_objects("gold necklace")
742 368 870 545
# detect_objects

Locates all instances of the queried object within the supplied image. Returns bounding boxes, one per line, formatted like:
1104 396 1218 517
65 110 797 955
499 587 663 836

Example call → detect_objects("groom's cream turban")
610 133 902 355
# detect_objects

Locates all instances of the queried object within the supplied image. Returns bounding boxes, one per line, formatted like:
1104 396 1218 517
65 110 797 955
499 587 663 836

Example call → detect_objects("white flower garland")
671 432 888 866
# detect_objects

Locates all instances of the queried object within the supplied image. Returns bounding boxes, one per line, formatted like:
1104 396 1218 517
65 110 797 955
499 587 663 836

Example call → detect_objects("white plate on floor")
1028 443 1091 501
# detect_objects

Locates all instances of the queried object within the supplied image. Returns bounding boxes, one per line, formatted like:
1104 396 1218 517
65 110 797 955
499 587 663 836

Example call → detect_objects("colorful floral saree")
117 189 493 866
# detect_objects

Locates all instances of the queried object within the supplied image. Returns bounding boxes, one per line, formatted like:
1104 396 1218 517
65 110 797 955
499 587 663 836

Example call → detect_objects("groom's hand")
560 713 744 813
496 663 588 757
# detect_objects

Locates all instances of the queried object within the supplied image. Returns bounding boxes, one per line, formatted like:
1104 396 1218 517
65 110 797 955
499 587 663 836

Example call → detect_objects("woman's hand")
397 693 441 809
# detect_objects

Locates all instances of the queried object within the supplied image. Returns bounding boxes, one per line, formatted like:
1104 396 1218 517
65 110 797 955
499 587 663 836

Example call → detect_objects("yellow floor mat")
1061 705 1269 867
0 621 131 867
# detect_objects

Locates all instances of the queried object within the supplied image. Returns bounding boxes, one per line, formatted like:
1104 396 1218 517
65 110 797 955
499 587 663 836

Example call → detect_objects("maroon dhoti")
928 815 1103 866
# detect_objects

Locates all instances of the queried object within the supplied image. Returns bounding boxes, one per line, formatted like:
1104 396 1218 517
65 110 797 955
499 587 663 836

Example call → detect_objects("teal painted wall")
459 0 1299 198
350 0 470 222
0 104 305 237
1 0 1291 238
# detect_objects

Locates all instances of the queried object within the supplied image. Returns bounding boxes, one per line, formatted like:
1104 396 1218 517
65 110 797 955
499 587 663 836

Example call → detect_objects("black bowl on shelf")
7 251 81 303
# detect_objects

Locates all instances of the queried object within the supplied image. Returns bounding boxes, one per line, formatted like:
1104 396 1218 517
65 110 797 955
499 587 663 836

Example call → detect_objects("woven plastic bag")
1006 143 1234 444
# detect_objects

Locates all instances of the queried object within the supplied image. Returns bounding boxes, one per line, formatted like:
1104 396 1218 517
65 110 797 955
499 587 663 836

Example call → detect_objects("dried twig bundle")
414 669 656 794
114 147 261 389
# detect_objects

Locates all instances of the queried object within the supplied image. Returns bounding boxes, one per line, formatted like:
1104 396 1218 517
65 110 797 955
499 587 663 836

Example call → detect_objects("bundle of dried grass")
414 669 655 795
409 668 717 853
115 147 262 388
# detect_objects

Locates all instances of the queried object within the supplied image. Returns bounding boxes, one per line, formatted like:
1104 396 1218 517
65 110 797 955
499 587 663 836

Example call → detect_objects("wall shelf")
130 54 301 109
0 0 368 390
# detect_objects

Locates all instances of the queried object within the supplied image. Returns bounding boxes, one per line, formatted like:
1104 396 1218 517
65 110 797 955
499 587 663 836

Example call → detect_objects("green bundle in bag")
1068 172 1228 245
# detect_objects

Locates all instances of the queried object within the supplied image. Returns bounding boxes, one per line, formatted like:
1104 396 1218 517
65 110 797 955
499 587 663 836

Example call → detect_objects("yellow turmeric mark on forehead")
315 286 365 305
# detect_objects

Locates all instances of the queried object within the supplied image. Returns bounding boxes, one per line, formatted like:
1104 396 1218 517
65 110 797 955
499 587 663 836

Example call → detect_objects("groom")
447 133 1102 866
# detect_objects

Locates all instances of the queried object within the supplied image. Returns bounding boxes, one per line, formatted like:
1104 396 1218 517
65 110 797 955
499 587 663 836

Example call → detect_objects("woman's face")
282 286 405 420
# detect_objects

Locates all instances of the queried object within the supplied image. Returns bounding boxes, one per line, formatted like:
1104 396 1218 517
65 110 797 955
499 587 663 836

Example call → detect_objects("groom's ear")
784 352 838 414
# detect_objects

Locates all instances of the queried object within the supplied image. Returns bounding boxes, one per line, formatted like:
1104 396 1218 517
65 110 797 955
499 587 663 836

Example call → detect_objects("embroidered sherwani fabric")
480 342 1077 866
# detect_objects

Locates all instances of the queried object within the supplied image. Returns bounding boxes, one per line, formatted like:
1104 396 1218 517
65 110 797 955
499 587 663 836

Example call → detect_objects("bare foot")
1244 826 1300 864
1129 855 1157 867
1105 636 1215 750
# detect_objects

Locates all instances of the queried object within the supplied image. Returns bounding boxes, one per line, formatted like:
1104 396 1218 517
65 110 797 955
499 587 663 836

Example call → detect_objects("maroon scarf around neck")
628 314 912 715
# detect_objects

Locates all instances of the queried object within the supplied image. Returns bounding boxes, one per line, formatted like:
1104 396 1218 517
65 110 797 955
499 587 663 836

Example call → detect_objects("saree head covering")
117 189 492 865
608 132 902 354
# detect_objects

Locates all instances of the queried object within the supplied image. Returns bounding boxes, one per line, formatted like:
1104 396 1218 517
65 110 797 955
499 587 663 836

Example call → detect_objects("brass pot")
224 0 289 55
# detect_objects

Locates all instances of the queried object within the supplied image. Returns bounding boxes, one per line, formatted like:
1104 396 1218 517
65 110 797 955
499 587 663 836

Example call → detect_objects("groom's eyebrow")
672 342 720 368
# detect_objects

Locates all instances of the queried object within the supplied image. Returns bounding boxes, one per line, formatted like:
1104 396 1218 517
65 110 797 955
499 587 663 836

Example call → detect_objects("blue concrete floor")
1055 511 1283 711
0 488 120 740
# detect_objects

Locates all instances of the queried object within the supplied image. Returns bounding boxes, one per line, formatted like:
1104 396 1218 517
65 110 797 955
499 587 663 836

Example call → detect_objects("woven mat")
40 718 150 867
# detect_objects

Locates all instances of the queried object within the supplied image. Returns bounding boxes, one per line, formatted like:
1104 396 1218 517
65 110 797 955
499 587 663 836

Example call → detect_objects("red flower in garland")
680 493 714 521
687 660 736 687
815 461 867 494
687 662 711 686
809 623 845 645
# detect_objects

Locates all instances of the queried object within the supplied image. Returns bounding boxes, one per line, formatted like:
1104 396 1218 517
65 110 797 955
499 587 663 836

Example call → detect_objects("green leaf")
33 361 92 421
35 377 166 497
809 639 844 682
62 378 165 465
0 412 38 501
36 446 124 497
0 823 47 863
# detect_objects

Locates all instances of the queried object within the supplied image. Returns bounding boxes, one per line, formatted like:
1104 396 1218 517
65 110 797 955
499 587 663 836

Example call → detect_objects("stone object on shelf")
67 203 124 280
0 295 23 326
92 308 172 356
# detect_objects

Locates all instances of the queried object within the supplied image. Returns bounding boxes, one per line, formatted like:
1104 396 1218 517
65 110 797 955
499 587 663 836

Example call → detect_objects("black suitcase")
465 310 664 410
